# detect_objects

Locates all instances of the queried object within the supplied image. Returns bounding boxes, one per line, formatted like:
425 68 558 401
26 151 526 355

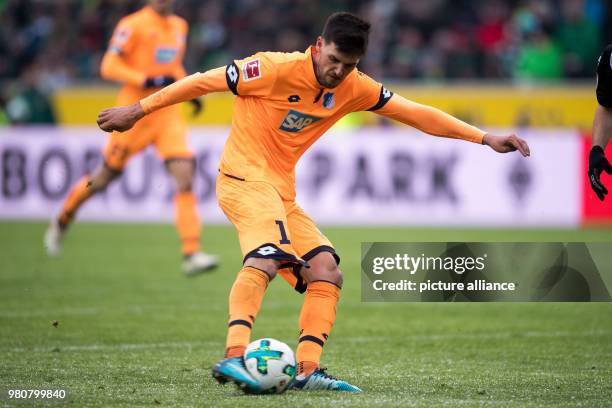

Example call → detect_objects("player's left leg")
293 253 360 392
155 116 218 275
284 202 361 392
165 158 218 275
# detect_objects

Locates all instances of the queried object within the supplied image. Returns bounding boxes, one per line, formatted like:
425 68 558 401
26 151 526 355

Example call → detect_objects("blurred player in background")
44 0 218 276
590 44 612 201
97 12 530 392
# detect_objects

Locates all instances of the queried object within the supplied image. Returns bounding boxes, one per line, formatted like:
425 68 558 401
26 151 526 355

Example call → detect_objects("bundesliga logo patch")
243 59 261 81
114 27 131 44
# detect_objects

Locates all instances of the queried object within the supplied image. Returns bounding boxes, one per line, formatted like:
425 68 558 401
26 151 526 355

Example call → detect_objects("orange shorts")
216 173 338 291
103 105 192 171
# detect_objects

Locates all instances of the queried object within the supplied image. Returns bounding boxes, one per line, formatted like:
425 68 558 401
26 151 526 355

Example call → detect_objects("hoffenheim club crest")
323 92 335 109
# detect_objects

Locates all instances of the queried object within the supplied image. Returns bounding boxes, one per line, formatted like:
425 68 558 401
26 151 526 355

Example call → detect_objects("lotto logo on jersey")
382 86 391 99
155 47 178 63
242 59 261 81
257 246 277 256
279 110 322 133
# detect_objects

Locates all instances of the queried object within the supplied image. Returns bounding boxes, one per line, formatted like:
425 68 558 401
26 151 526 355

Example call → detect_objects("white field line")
0 307 104 318
0 301 299 318
0 305 225 318
5 340 221 354
3 330 611 354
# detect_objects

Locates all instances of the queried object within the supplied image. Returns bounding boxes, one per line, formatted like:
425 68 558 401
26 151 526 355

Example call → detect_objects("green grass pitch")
1 222 611 407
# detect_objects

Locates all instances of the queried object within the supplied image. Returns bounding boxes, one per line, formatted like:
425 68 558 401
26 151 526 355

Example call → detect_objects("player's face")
313 37 360 88
149 0 174 15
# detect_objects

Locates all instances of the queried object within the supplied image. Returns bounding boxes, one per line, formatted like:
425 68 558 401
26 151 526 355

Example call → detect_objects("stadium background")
1 0 611 406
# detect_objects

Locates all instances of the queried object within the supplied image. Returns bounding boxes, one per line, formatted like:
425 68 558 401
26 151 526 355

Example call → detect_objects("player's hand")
588 145 612 201
483 133 530 157
189 97 204 117
97 102 145 133
143 75 175 89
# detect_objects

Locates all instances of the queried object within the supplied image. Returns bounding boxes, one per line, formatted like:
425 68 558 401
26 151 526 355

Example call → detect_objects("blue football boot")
212 356 261 392
292 367 362 393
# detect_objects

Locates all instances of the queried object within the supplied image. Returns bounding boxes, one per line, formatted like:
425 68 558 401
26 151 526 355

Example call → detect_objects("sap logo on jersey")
155 47 178 63
279 110 322 133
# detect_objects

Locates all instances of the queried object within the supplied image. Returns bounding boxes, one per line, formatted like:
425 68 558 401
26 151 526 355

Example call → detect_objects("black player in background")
591 45 612 201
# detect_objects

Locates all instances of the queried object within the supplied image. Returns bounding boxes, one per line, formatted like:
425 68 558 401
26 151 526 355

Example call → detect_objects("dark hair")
322 12 371 56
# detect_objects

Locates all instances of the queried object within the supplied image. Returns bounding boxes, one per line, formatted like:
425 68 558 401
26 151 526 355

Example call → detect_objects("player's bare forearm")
97 102 145 132
593 105 612 149
483 133 530 157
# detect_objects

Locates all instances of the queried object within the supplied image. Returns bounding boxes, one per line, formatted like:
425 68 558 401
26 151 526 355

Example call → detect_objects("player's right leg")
211 174 306 390
212 256 278 391
44 164 120 256
45 124 149 256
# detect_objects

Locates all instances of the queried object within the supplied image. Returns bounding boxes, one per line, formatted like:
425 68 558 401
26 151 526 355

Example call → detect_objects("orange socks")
297 361 318 377
296 281 340 373
225 267 269 354
224 270 340 373
175 192 201 255
58 176 95 227
225 345 246 359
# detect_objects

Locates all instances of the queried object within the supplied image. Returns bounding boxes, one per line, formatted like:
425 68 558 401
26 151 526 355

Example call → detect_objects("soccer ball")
243 338 296 394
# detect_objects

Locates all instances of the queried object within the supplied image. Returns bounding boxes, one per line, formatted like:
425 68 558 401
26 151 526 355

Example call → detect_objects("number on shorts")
275 220 290 244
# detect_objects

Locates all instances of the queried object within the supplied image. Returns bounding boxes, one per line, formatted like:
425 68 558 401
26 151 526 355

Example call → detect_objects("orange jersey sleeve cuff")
375 94 486 144
140 67 228 114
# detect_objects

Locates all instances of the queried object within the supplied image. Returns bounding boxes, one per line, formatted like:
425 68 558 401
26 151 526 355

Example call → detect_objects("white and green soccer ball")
244 338 296 394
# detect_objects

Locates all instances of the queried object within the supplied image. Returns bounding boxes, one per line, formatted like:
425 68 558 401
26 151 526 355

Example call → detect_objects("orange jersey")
219 47 392 200
100 6 188 104
141 47 486 200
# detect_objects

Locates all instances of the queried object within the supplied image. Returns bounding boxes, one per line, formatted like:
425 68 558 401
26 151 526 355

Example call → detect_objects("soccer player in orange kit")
97 12 530 392
44 0 218 275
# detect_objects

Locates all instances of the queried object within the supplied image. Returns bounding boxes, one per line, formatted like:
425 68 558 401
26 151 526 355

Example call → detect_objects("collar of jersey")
143 5 171 24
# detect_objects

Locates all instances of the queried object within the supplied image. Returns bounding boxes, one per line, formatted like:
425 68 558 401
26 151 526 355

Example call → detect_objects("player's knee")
175 177 193 192
166 159 194 192
302 252 343 288
87 167 118 192
171 169 193 192
244 257 281 281
324 265 343 288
